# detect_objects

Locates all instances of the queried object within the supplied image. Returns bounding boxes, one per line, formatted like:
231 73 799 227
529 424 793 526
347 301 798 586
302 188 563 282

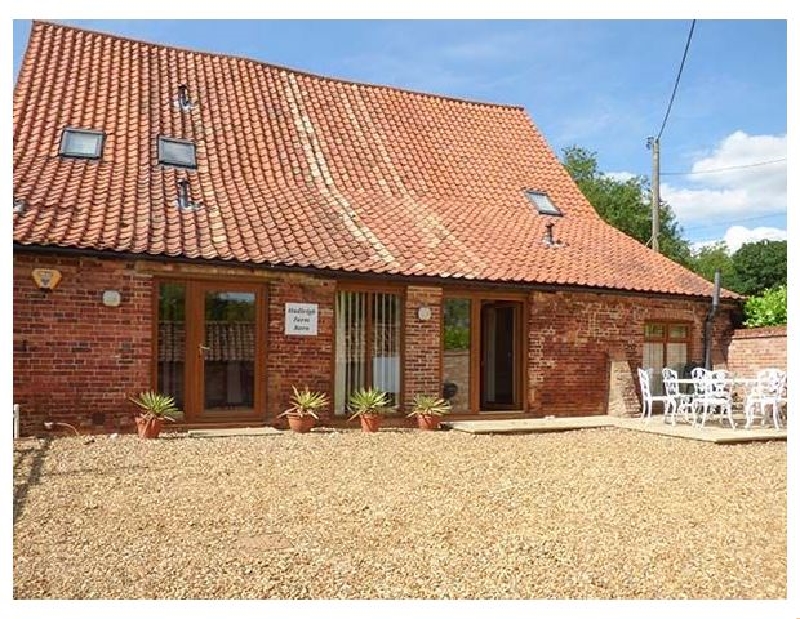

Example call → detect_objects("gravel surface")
13 428 786 599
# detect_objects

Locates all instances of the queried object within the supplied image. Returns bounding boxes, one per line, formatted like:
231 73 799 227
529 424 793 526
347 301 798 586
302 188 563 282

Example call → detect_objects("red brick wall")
527 290 735 417
266 274 335 421
14 251 738 433
403 286 442 409
13 252 338 435
13 254 152 435
726 326 786 378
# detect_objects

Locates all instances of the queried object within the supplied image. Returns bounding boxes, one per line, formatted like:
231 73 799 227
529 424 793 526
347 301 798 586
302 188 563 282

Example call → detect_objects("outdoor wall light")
31 268 62 291
417 306 432 321
102 290 122 307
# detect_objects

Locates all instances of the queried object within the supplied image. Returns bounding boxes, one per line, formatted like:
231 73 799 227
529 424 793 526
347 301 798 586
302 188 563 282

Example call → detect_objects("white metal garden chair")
637 368 674 422
745 369 787 429
662 368 693 426
693 369 736 429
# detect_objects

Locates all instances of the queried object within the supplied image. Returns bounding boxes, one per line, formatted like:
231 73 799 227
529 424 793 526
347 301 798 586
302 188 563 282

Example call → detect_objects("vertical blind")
334 291 401 415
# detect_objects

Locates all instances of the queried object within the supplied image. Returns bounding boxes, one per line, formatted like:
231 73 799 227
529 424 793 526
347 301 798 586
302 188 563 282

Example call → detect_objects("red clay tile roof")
13 21 732 298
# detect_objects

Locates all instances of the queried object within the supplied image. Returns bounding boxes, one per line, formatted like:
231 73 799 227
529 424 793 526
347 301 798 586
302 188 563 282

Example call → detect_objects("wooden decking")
444 414 787 444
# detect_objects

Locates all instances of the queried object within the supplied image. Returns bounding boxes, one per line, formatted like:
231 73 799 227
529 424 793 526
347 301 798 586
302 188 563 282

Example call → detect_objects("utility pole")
646 136 661 253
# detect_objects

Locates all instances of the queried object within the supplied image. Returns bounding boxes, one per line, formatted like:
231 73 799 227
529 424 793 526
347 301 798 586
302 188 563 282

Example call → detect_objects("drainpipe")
13 404 19 439
703 269 721 370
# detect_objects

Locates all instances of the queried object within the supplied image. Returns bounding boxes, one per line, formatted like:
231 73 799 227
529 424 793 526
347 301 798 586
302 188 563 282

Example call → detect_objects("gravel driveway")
13 427 786 599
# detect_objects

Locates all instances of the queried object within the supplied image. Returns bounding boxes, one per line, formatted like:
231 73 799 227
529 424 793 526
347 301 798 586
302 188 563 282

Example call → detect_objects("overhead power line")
656 20 697 140
661 158 787 176
681 212 787 234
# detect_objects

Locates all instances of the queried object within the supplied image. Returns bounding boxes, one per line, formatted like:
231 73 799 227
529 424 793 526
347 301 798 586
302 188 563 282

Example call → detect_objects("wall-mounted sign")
285 303 318 335
32 268 62 291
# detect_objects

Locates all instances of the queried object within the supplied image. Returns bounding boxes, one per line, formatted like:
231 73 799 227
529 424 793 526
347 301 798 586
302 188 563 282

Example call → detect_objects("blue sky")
12 19 787 251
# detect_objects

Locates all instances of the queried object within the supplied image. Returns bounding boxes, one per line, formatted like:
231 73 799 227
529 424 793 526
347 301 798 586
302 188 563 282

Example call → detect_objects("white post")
13 404 19 440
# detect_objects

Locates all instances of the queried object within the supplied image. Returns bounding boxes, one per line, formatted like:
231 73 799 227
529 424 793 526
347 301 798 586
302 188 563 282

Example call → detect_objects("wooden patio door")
480 300 523 410
156 280 266 422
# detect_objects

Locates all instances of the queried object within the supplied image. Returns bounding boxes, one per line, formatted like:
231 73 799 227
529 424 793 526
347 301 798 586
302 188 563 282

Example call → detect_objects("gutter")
13 242 741 306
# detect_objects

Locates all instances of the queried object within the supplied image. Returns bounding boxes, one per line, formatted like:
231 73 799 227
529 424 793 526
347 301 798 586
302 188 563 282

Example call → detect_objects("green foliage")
689 242 736 288
279 386 329 419
562 145 692 267
731 240 787 296
348 388 390 419
407 394 452 417
129 391 183 420
444 326 469 349
743 285 787 327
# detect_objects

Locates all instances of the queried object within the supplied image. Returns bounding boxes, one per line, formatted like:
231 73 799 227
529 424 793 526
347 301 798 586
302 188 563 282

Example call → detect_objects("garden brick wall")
726 326 786 378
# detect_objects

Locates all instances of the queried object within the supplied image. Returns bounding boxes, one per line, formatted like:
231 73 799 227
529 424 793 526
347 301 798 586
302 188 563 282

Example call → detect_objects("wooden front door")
155 280 266 423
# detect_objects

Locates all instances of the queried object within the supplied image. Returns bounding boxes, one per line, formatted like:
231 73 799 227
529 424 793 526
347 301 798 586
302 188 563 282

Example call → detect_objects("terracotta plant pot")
135 416 164 439
415 414 441 431
358 413 381 432
287 414 316 433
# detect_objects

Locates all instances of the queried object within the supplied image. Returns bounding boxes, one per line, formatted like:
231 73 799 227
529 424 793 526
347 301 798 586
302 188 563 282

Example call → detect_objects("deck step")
186 427 283 438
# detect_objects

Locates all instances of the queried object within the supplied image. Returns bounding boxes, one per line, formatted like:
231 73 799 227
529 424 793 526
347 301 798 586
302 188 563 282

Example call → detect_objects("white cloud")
691 225 787 254
440 32 526 62
722 225 787 253
661 131 786 224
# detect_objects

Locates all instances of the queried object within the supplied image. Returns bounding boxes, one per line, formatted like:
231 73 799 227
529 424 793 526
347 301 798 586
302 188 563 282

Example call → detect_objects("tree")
561 146 692 266
744 285 786 327
731 240 787 296
689 242 736 290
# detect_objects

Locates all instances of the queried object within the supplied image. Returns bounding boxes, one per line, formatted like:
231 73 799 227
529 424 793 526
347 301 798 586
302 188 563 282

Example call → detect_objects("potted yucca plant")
128 391 182 439
407 394 451 430
348 387 389 432
278 386 329 433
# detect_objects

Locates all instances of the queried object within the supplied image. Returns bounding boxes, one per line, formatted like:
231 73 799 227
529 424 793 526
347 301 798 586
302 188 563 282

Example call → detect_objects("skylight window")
59 128 105 159
158 136 197 169
525 190 562 216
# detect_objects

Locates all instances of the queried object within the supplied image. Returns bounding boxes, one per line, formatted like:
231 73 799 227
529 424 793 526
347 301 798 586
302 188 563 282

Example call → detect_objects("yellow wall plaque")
32 268 62 290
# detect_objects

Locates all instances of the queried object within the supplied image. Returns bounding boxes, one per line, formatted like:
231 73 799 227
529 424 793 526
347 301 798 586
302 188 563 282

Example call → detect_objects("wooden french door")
155 280 266 422
442 294 526 413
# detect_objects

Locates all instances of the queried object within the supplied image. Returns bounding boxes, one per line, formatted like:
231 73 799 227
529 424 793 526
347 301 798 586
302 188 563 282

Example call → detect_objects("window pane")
669 325 688 340
443 298 471 411
61 129 103 157
203 291 255 411
643 342 664 396
372 293 401 409
644 324 664 338
666 342 688 375
157 283 186 410
159 138 196 167
525 190 561 215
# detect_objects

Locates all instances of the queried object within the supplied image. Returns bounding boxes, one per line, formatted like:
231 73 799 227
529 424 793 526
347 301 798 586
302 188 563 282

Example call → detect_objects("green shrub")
743 285 787 327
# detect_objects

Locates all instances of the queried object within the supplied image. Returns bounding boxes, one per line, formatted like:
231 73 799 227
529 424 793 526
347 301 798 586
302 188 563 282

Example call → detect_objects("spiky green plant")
348 387 389 420
279 386 329 419
407 394 452 417
129 391 182 420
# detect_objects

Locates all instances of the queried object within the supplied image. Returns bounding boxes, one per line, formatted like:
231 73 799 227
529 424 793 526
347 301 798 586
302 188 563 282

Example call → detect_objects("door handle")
199 345 210 354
